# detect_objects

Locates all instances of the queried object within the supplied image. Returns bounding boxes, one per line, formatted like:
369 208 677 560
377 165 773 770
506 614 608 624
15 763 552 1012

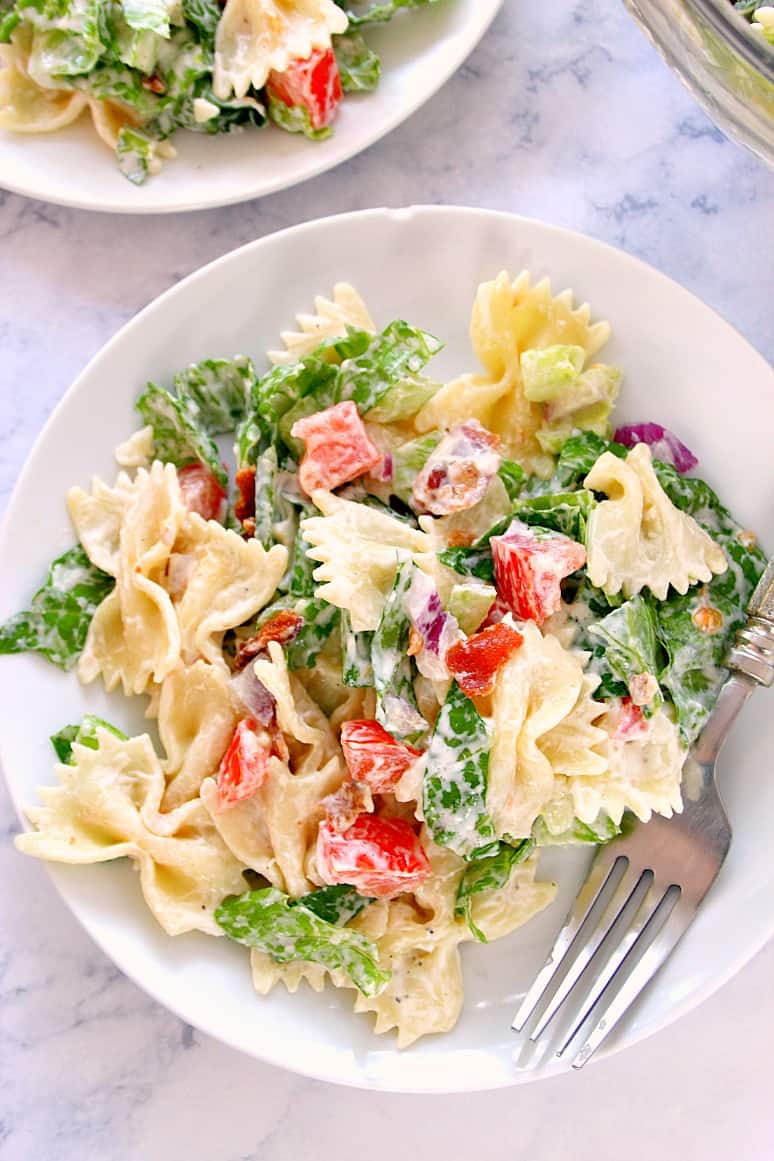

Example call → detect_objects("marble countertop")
1 2 773 1158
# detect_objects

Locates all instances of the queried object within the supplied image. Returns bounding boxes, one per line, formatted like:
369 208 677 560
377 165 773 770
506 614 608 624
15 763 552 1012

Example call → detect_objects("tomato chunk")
178 463 226 522
340 720 422 794
216 718 271 809
491 520 586 626
412 420 501 515
613 698 649 741
266 47 342 132
292 400 382 495
316 814 431 898
446 622 524 697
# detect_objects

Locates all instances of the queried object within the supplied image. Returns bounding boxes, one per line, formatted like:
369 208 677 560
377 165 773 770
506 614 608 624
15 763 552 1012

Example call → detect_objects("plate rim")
2 204 772 1091
0 0 503 214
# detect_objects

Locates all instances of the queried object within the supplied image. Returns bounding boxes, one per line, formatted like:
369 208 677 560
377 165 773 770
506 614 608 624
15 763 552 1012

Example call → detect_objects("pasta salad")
0 0 444 183
4 271 766 1047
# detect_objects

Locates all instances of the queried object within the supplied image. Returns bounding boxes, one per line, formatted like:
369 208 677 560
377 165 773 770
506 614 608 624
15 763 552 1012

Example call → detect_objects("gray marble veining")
1 2 773 1158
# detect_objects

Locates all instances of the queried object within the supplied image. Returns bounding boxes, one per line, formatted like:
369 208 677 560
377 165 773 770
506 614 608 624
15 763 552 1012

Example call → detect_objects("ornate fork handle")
727 557 774 687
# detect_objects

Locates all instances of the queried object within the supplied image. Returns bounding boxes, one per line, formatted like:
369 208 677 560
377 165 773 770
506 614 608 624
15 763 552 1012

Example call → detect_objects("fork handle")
727 557 774 687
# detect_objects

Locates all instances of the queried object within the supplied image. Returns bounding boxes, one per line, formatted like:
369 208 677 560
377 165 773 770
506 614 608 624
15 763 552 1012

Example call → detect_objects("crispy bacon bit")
292 400 382 495
316 814 431 898
446 622 524 697
412 420 501 516
235 466 256 524
235 609 305 670
628 672 660 707
242 517 256 538
613 698 649 742
737 529 758 550
142 74 166 94
340 720 422 794
447 530 475 548
322 779 375 833
692 605 724 635
491 520 586 626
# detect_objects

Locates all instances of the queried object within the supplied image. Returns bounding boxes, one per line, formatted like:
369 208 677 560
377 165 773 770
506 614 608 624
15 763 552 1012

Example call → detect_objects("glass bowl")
624 0 774 166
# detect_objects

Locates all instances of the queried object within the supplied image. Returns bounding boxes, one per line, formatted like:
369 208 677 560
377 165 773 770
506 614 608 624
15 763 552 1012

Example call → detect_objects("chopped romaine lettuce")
136 381 227 487
372 561 426 743
333 29 380 91
336 0 441 25
0 546 114 671
267 93 333 141
299 883 373 925
51 714 128 764
215 886 389 997
174 355 254 435
455 839 535 941
341 609 374 687
423 682 498 860
584 595 664 708
498 460 526 500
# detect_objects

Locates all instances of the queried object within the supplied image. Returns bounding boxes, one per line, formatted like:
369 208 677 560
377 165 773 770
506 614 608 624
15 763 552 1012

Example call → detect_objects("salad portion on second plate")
3 270 765 1048
0 0 447 183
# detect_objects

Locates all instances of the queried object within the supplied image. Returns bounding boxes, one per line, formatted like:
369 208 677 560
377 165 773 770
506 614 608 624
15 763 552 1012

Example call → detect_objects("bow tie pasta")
9 270 766 1049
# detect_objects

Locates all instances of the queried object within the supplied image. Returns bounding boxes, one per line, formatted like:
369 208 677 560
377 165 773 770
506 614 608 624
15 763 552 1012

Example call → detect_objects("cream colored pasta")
268 283 376 365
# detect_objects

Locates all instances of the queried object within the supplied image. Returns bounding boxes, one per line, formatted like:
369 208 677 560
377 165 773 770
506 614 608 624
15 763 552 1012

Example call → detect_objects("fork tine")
529 864 652 1041
512 847 626 1032
555 880 669 1056
571 892 692 1069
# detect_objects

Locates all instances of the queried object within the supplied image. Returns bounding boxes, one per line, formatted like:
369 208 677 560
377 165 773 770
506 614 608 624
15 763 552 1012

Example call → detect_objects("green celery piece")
520 344 586 403
423 682 498 860
447 581 497 635
364 374 440 424
51 714 128 764
372 561 426 743
136 381 227 487
455 839 535 942
252 445 278 551
532 813 625 846
391 431 442 504
338 321 442 414
585 595 664 711
498 460 526 500
255 596 340 670
333 29 380 91
338 0 441 25
215 886 390 997
437 544 495 583
512 489 596 542
122 0 177 36
299 884 373 925
174 355 254 436
650 464 766 744
0 546 114 671
268 93 333 140
341 609 374 687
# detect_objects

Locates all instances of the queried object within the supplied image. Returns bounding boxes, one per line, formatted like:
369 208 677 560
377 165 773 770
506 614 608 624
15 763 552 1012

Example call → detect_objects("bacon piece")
412 420 501 515
446 622 524 697
322 779 375 834
235 609 305 670
235 466 256 524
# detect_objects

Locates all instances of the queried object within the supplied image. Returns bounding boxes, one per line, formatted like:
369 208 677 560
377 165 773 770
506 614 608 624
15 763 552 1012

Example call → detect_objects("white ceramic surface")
0 1 501 214
1 206 772 1094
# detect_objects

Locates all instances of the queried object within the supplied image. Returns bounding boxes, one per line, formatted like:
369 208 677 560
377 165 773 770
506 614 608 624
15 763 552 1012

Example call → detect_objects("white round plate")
2 207 772 1092
0 1 501 214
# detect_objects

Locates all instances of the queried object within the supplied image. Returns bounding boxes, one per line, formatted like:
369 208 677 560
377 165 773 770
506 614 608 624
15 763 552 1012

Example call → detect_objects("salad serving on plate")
2 268 765 1047
0 0 447 184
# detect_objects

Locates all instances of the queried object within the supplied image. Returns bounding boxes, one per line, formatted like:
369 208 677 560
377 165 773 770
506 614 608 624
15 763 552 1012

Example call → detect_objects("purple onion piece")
403 568 462 681
230 666 276 725
614 423 698 474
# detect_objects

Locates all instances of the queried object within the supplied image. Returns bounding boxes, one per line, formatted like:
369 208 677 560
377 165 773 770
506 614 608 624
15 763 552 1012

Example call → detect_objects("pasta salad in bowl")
2 208 772 1088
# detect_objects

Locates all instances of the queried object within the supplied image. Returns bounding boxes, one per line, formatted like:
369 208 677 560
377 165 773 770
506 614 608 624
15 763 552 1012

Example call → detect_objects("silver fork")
513 556 774 1069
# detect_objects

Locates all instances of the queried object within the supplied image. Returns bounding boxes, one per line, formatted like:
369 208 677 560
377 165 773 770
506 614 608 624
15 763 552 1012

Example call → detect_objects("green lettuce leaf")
0 546 114 671
122 0 177 36
299 884 373 925
498 460 526 500
533 813 625 846
174 355 254 435
267 93 332 140
338 320 442 414
334 29 380 91
391 431 442 504
584 595 664 709
215 886 390 997
423 682 498 860
51 714 128 764
18 0 107 77
455 839 535 941
136 381 227 487
336 0 441 25
341 609 374 687
372 561 427 743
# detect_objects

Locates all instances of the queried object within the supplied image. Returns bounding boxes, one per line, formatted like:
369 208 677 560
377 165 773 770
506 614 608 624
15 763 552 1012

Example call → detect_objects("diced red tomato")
491 520 586 626
235 609 305 670
266 47 342 132
178 463 226 522
316 814 431 898
613 698 649 742
216 718 271 809
292 400 382 495
412 420 501 515
340 720 422 794
446 622 524 698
